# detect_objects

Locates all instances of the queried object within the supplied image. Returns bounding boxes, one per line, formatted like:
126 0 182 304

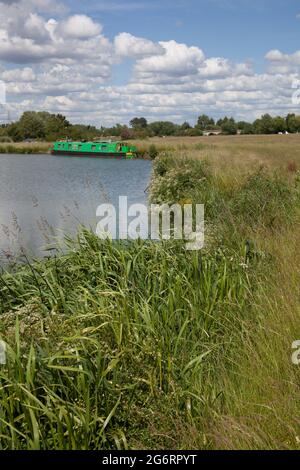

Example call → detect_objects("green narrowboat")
51 141 137 159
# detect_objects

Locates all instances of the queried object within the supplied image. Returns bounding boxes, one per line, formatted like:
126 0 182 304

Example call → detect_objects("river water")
0 154 152 263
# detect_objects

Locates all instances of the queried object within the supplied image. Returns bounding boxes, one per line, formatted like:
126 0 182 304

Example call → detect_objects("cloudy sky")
0 0 300 126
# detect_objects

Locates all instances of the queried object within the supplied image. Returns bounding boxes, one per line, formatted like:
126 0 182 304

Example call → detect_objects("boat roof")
55 140 123 144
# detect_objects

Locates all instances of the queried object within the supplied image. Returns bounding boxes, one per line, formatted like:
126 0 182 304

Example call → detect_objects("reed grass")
0 232 256 449
0 143 51 154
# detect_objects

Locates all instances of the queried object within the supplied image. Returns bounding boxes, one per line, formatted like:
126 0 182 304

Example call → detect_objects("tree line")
1 111 300 142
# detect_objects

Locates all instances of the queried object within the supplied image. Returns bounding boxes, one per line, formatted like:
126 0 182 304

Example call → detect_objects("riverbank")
0 142 153 159
0 144 299 449
0 142 51 154
2 133 300 163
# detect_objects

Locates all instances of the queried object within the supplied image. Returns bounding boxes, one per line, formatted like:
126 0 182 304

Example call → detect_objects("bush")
150 154 211 204
148 144 158 160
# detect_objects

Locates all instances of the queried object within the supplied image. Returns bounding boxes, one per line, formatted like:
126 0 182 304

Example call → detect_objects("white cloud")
266 49 300 74
265 49 285 61
0 0 66 13
114 32 164 58
58 15 102 39
0 10 111 64
0 0 299 125
1 67 36 82
134 40 205 77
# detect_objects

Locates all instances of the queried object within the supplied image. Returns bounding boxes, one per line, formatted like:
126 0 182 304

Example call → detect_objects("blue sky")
0 0 300 125
69 0 300 68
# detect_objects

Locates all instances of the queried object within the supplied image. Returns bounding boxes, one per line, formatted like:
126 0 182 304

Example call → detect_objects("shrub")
150 154 211 205
148 144 158 160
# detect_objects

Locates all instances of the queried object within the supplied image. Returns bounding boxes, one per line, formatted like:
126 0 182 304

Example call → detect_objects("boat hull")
51 150 130 159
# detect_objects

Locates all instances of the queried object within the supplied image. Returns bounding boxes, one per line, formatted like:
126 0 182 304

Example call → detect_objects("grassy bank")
0 143 300 449
2 133 300 163
0 142 51 154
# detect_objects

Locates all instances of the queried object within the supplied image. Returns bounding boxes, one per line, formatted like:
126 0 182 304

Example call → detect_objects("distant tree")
176 121 192 136
133 128 148 139
253 114 276 134
0 126 7 137
18 111 45 139
273 116 287 134
148 121 179 136
237 121 255 134
68 124 99 141
197 114 215 130
219 117 237 135
186 127 203 136
7 122 24 142
102 123 125 137
120 126 134 140
130 117 148 129
217 116 236 128
45 114 70 140
181 121 191 130
286 113 300 133
221 121 237 135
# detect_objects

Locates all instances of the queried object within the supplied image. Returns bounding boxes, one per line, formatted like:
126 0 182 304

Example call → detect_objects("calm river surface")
0 154 152 263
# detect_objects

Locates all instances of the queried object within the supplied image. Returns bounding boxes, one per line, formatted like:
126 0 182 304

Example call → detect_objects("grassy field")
131 134 300 171
0 135 299 449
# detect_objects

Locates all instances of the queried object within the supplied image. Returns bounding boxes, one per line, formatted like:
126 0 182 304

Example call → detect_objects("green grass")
0 151 299 449
0 234 255 449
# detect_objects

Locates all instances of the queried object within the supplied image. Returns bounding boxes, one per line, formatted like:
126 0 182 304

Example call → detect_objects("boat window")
91 144 97 150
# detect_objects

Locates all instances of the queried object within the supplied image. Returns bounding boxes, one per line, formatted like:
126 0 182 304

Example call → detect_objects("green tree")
237 121 254 134
186 128 203 136
45 114 70 140
148 121 179 136
130 117 148 129
217 116 236 128
120 126 134 140
220 117 237 135
7 123 24 142
286 114 300 133
253 114 276 134
18 111 46 139
181 121 191 130
273 116 287 133
197 114 215 130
